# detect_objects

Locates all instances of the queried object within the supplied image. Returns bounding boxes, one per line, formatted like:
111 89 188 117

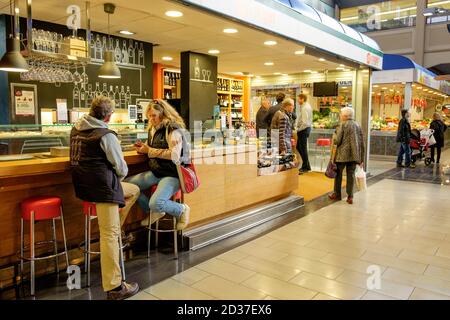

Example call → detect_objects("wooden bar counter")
0 145 298 287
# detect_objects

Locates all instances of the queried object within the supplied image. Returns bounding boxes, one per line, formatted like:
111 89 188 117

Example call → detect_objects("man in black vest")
70 96 139 300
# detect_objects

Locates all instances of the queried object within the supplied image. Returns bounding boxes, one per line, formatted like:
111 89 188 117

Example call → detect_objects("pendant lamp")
0 1 29 73
98 3 120 79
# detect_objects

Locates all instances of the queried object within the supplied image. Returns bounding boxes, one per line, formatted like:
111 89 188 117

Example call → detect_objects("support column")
414 0 427 65
404 82 412 111
354 69 372 170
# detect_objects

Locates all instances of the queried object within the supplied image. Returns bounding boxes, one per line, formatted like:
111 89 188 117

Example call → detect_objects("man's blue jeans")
125 171 183 218
397 142 412 166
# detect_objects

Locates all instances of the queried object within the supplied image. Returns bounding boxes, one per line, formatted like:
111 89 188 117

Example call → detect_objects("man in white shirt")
296 94 313 174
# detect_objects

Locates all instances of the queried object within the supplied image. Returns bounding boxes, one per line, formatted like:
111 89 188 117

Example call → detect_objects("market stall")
370 54 450 157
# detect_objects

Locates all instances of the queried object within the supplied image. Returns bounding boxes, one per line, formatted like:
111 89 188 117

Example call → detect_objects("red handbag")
176 163 200 194
165 126 200 193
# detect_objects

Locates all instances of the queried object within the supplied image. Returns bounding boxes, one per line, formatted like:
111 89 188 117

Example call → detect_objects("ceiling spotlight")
162 56 173 61
264 40 277 46
282 73 288 76
336 67 345 70
273 72 281 75
223 28 238 33
311 71 318 74
119 30 135 35
208 49 220 54
295 49 305 55
165 10 183 17
264 62 274 66
373 85 379 88
382 87 388 90
304 69 312 73
318 58 326 62
340 64 345 67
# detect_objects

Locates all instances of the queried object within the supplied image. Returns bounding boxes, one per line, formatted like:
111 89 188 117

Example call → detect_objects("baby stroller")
410 128 434 166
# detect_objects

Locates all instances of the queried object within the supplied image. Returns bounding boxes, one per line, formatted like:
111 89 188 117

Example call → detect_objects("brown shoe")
328 193 341 201
347 197 353 205
106 281 139 300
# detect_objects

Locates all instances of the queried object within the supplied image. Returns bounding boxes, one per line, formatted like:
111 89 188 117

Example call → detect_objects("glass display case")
0 123 147 158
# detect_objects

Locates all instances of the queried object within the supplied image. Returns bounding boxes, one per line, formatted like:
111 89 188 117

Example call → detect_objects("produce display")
370 117 449 131
312 110 340 129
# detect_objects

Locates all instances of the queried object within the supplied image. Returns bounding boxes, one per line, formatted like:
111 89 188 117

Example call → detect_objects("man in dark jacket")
264 92 286 128
70 96 140 300
256 97 270 138
396 109 415 168
430 112 448 164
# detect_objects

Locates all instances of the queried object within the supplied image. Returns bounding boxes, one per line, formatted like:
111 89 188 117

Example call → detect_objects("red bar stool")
146 185 183 259
316 138 332 171
19 196 69 296
81 201 126 287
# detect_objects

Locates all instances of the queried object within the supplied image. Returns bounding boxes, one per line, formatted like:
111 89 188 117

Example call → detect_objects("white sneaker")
176 204 190 230
140 212 165 227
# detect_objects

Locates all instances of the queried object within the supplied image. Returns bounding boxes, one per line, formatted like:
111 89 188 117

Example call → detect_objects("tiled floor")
7 150 449 300
136 164 450 300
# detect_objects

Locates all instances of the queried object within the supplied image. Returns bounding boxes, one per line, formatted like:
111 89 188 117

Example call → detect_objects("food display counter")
0 143 298 286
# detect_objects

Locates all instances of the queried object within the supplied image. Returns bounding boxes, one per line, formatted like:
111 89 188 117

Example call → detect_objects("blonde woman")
126 99 190 230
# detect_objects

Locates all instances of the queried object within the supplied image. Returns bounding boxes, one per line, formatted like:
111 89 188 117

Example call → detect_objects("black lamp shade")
0 38 29 73
98 50 121 79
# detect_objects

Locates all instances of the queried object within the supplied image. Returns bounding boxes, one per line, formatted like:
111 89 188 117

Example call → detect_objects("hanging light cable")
98 3 120 79
0 0 29 72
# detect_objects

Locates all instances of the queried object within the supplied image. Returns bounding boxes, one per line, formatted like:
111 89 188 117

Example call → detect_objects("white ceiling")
0 0 356 76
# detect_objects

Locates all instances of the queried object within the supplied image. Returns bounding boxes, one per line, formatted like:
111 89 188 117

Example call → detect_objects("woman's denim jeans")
125 171 183 218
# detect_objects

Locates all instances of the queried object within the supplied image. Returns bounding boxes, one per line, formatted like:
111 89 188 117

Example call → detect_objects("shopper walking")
270 98 295 155
430 112 448 164
126 99 190 230
255 97 270 138
328 107 365 205
296 93 313 174
396 109 415 168
70 96 140 300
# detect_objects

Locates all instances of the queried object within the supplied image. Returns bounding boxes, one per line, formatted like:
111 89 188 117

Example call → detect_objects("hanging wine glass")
72 66 82 84
81 66 88 85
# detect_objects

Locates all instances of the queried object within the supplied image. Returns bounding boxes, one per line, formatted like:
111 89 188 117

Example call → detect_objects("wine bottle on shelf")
94 35 101 60
125 86 132 106
80 83 86 107
73 83 80 109
90 35 96 60
122 40 129 64
128 39 135 65
101 83 108 97
86 84 94 107
138 43 145 66
164 72 169 85
119 85 126 108
101 36 107 60
114 39 122 63
108 85 115 102
94 82 101 97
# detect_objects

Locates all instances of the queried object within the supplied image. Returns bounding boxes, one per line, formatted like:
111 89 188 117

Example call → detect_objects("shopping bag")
355 165 367 191
428 134 436 146
177 162 200 194
325 161 337 179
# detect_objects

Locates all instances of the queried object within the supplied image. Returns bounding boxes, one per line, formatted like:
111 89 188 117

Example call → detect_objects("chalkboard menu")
0 15 153 124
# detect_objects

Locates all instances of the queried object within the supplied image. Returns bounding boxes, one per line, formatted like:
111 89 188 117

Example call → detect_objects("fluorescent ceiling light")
208 49 220 54
295 49 305 55
273 72 281 75
264 62 274 66
382 87 388 90
303 69 312 73
336 67 345 70
373 85 379 87
310 71 318 74
223 28 238 33
282 73 288 76
162 56 173 61
119 30 135 35
165 10 183 17
264 40 277 46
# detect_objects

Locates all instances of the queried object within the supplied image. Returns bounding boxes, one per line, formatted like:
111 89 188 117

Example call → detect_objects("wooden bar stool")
146 185 183 259
80 201 126 287
19 196 69 296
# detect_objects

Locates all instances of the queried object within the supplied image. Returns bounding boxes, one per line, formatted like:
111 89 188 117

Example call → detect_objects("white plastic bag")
428 134 436 146
355 165 367 191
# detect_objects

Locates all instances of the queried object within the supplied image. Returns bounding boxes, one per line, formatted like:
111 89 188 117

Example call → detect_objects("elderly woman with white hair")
270 98 295 155
329 107 365 204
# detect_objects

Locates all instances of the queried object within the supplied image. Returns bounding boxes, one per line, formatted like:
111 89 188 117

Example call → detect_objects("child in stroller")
410 128 434 166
